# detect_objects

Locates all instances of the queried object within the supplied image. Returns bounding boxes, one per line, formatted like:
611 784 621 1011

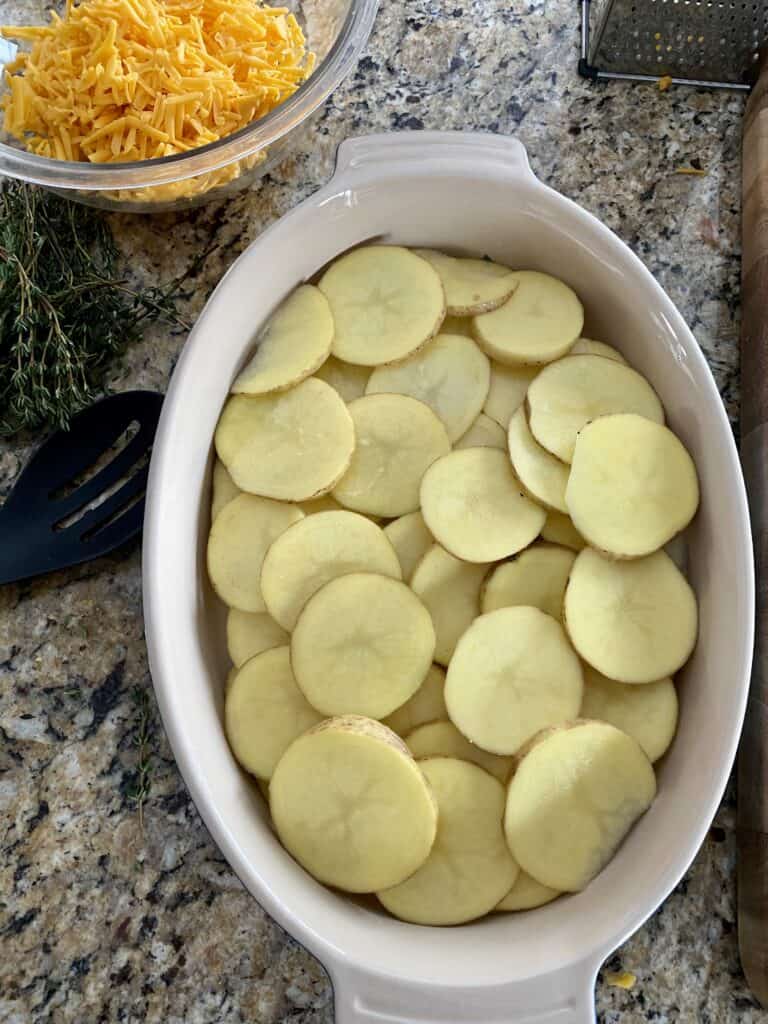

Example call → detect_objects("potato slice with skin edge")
314 355 371 402
455 412 507 451
384 511 434 582
420 448 546 563
564 548 697 683
414 249 518 316
445 606 583 755
377 757 519 925
410 544 490 666
541 510 585 551
484 362 539 429
472 271 583 367
319 246 445 366
216 379 355 502
580 665 678 763
508 406 569 513
481 543 576 622
333 394 451 517
261 510 402 631
526 355 665 464
406 720 513 782
496 871 561 911
227 609 289 667
270 716 438 893
211 459 241 521
365 333 491 442
207 494 304 612
231 285 333 395
225 647 323 780
570 337 627 364
382 664 447 737
566 414 700 559
504 721 657 892
291 572 436 718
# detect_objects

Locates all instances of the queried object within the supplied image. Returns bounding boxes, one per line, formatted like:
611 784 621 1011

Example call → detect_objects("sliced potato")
473 271 583 366
504 721 656 891
365 333 490 442
566 414 699 558
526 355 665 464
441 315 473 337
225 647 322 780
270 716 438 893
496 872 561 911
227 609 289 667
382 664 447 737
414 249 518 315
261 510 402 631
384 511 434 581
445 606 583 755
314 355 371 402
420 448 546 563
541 510 585 551
406 720 512 782
410 544 490 665
564 548 697 683
291 572 435 718
231 285 333 395
570 337 627 364
507 406 569 513
484 362 538 428
211 459 241 521
215 379 355 501
319 246 445 366
299 494 344 515
455 412 507 451
481 543 576 621
377 757 519 924
207 494 304 612
333 394 450 517
580 666 678 763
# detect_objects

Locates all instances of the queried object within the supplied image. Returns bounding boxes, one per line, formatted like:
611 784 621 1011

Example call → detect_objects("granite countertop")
0 0 764 1020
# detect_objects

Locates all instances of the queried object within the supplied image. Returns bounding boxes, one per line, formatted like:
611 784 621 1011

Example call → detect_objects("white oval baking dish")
143 131 755 1023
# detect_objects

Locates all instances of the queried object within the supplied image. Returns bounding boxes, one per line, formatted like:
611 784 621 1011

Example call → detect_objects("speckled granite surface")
0 0 763 1020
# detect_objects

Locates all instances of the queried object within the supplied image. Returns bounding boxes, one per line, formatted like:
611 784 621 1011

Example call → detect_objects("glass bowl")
0 0 377 211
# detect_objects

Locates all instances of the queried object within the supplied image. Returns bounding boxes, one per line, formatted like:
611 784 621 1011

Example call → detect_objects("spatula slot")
49 420 141 502
53 452 150 532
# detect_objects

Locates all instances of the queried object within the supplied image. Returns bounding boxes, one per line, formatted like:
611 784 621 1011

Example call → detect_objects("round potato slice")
481 543 576 621
314 355 371 402
541 510 585 551
445 606 583 755
580 666 678 763
384 511 434 582
231 285 333 395
365 333 491 442
225 647 323 780
377 757 519 925
406 720 513 782
526 355 665 464
504 721 657 892
484 362 538 428
211 459 241 521
455 412 507 451
420 448 546 563
414 249 518 316
566 414 699 558
319 246 445 366
564 548 697 683
271 716 438 893
261 511 402 631
227 609 289 667
410 544 490 665
508 407 569 513
570 337 627 363
473 271 583 366
382 664 447 737
496 872 561 911
207 494 304 612
291 573 436 718
215 379 355 501
333 395 450 517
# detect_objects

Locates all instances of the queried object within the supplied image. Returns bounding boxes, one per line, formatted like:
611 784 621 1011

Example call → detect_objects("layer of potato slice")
227 609 289 667
564 548 697 683
215 379 355 501
414 249 518 315
445 606 583 755
473 271 583 366
319 246 445 366
420 448 546 563
270 716 438 893
496 871 561 911
508 406 569 513
291 572 435 718
333 394 450 517
383 511 434 581
504 721 656 891
314 355 371 402
526 355 664 464
299 494 344 515
410 544 490 665
382 664 447 737
211 459 241 521
570 337 627 363
225 647 322 780
484 362 538 428
580 666 678 763
406 720 513 782
441 314 473 337
455 412 507 450
231 285 333 395
378 757 519 924
481 543 576 621
566 413 699 558
541 510 585 551
365 333 491 442
207 494 303 612
261 510 402 630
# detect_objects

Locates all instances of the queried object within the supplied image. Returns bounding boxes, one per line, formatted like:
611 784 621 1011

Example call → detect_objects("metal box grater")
579 0 768 90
